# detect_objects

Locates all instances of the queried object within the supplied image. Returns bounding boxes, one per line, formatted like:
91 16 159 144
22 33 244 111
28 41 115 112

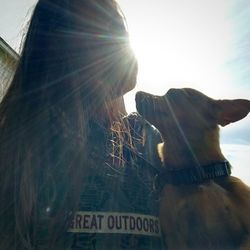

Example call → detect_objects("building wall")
0 38 18 101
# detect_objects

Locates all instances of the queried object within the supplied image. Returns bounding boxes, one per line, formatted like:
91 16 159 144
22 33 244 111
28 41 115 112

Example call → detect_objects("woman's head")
14 0 137 108
0 0 137 248
70 0 138 99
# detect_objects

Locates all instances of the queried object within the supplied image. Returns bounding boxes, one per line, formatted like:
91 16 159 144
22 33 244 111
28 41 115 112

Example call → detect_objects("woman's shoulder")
123 112 163 168
124 112 162 143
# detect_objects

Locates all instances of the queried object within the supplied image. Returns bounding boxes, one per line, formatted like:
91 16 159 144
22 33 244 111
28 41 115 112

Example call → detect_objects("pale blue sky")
0 0 36 49
0 0 250 184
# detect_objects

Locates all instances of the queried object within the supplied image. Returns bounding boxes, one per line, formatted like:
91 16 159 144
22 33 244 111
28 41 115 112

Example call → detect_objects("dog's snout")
135 91 157 116
136 91 147 114
135 91 144 103
135 91 152 104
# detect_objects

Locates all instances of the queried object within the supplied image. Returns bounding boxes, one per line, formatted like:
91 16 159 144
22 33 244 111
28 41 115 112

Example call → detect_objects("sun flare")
120 0 237 113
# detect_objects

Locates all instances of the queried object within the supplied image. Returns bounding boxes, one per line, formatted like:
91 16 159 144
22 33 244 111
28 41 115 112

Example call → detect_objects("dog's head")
136 88 250 148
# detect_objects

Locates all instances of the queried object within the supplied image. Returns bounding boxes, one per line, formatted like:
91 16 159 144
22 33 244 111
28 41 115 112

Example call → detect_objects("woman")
0 0 164 249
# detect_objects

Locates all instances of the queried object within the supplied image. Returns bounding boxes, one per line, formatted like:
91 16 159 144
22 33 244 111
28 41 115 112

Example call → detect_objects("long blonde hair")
0 0 136 249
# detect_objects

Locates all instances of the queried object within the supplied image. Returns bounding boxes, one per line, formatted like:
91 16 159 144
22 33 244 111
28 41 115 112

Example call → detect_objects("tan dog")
136 88 250 250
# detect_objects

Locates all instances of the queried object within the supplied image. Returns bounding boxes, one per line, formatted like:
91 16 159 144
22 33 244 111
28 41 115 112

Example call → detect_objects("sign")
68 211 161 237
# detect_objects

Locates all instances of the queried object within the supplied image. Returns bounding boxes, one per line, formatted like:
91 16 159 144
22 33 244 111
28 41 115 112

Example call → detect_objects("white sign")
68 211 161 237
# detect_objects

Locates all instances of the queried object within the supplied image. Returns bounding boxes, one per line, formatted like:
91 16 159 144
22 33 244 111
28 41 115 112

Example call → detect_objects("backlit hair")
0 1 135 249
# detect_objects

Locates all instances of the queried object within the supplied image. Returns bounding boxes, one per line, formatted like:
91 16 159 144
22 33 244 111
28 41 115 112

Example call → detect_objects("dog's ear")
215 99 250 126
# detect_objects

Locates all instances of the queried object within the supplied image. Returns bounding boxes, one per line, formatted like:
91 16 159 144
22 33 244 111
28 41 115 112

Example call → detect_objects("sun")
125 24 232 113
122 0 235 113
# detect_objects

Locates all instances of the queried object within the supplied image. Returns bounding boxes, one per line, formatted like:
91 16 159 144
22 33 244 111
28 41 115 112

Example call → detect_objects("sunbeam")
118 0 250 184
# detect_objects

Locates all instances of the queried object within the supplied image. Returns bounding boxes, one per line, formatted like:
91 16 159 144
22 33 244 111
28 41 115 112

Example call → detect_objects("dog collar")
154 161 232 190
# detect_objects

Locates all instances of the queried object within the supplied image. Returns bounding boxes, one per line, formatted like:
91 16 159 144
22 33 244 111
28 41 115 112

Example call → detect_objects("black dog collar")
155 161 232 191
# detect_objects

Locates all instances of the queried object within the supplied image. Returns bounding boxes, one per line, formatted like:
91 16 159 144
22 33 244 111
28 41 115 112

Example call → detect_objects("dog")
135 88 250 250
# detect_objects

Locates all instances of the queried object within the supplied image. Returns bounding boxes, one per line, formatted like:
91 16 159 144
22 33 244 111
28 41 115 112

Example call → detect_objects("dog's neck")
160 126 226 170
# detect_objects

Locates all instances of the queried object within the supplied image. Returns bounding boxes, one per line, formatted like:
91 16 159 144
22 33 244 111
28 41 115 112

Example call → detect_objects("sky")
0 0 250 184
